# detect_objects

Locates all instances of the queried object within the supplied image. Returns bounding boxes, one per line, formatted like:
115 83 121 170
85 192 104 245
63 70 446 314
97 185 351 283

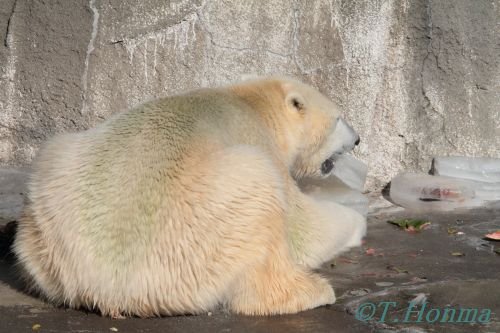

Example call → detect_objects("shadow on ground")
0 221 26 292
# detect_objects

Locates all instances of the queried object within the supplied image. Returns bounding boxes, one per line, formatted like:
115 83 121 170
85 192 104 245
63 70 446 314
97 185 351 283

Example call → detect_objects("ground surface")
0 170 499 333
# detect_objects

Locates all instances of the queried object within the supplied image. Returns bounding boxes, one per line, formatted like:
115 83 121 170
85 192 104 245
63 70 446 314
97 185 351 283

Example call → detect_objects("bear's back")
27 90 253 265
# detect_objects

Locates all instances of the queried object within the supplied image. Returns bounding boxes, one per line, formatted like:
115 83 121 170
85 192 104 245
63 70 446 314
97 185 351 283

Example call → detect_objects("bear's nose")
354 136 361 146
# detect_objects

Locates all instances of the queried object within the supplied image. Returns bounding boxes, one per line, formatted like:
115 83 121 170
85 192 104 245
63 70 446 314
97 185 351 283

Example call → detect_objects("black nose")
355 136 361 146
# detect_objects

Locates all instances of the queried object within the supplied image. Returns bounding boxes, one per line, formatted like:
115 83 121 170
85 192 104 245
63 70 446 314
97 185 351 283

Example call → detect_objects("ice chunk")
300 177 369 216
389 173 500 211
331 154 368 191
431 156 500 183
297 154 368 215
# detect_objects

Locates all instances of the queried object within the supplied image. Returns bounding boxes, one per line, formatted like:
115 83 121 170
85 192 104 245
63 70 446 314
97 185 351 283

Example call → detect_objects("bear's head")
232 77 360 180
282 78 360 180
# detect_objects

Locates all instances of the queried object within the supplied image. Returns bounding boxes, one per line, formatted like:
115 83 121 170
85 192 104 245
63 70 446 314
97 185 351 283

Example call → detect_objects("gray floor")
0 170 499 333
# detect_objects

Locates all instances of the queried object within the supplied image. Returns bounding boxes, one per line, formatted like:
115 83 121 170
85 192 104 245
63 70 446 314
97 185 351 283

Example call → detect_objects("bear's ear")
285 91 306 113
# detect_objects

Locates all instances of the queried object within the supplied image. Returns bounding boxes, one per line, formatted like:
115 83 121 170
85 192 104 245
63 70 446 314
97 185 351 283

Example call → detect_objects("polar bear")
14 77 366 317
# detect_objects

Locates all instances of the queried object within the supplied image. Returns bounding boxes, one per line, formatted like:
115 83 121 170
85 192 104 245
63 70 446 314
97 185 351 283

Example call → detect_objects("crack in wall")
113 14 195 47
290 0 319 75
0 0 19 154
291 1 301 72
3 0 17 48
420 0 435 111
194 0 291 60
81 0 99 115
119 11 198 81
420 0 458 151
329 0 349 91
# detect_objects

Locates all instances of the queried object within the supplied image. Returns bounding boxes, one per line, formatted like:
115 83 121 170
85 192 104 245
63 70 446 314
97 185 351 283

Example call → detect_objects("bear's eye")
292 98 304 111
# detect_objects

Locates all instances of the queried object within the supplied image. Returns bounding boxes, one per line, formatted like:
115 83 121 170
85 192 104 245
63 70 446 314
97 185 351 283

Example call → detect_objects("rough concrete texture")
1 173 499 332
1 0 500 190
0 168 27 223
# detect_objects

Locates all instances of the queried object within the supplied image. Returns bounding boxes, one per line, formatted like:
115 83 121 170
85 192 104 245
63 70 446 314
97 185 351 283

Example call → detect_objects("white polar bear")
14 77 366 317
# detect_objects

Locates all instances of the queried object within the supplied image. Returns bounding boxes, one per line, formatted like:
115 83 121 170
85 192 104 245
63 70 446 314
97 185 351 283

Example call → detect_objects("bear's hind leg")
227 222 335 315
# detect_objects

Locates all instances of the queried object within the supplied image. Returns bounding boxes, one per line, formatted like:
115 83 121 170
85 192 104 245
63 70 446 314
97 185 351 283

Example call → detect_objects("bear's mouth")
321 158 335 175
321 151 345 175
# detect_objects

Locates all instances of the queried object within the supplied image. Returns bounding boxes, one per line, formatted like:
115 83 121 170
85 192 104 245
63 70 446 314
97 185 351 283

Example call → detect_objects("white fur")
13 77 366 317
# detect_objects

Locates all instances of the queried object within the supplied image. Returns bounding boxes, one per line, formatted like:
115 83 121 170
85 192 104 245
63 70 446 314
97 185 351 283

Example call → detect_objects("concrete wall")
1 0 499 190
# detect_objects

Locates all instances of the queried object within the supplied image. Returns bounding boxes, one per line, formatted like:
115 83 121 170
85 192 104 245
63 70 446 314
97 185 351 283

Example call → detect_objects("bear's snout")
329 118 360 156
